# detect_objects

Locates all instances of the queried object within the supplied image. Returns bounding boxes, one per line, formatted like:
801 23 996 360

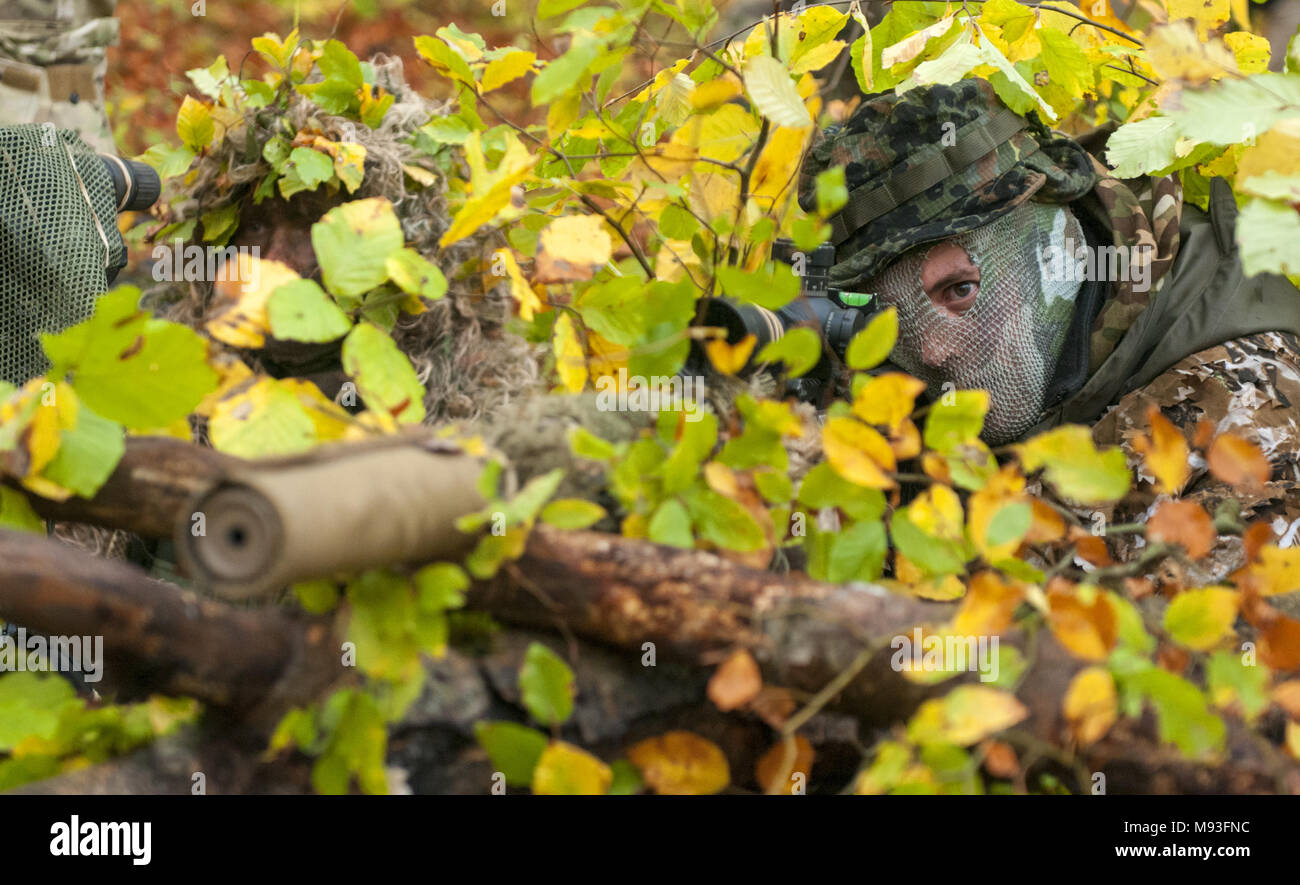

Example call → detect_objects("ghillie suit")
142 53 543 427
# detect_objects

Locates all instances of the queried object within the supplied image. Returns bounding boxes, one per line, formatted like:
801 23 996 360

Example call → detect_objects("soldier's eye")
942 281 978 310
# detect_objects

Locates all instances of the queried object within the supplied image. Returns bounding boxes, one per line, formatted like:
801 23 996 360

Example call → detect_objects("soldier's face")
863 204 1084 444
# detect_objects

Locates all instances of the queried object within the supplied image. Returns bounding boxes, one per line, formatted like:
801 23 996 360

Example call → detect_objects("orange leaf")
1272 681 1300 718
1047 585 1117 661
1147 498 1216 559
1074 535 1113 567
1207 432 1271 488
1025 498 1065 544
951 571 1024 636
1242 596 1300 670
707 649 763 712
755 735 814 794
980 740 1020 779
1132 406 1189 494
626 731 730 795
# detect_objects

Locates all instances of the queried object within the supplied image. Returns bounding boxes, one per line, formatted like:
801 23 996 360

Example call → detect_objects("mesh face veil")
865 201 1086 444
0 125 122 385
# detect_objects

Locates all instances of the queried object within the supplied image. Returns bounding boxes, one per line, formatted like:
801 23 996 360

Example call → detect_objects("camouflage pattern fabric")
1068 158 1184 371
1095 330 1300 513
0 0 117 152
797 78 1097 292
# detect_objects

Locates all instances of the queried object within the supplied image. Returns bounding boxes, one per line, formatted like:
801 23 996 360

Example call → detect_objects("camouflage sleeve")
1092 331 1300 578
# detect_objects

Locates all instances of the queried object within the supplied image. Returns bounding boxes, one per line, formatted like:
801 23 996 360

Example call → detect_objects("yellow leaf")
552 312 587 393
495 248 544 322
279 377 356 442
910 484 964 541
1224 30 1270 73
1287 720 1300 761
851 372 926 433
1164 586 1240 651
1165 0 1230 39
790 40 846 74
439 130 534 248
626 731 730 795
911 685 1028 747
193 352 254 418
1145 20 1236 83
705 334 757 375
749 125 811 210
481 50 535 92
531 741 613 795
1063 667 1118 745
206 255 300 348
822 416 896 489
402 163 437 187
690 78 743 110
967 465 1029 561
1243 546 1300 596
535 215 613 283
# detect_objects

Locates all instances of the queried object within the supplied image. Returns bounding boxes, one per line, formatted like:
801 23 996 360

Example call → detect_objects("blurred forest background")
100 0 1300 158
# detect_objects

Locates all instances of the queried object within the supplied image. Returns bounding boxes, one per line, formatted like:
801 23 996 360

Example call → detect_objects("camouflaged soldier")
0 0 117 152
799 78 1300 532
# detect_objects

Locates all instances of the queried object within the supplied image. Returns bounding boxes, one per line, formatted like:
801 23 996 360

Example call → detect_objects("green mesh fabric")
0 123 121 383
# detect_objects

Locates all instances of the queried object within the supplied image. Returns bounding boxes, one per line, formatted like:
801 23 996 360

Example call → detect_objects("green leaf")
540 498 606 529
890 506 968 576
685 487 766 552
717 263 800 310
742 54 811 128
532 32 603 104
1120 667 1226 759
284 147 335 193
311 689 388 795
1205 650 1270 722
40 288 218 431
504 467 566 526
518 642 575 727
474 721 548 786
1036 27 1094 96
40 403 124 497
827 519 887 583
845 306 898 369
1105 116 1180 178
569 426 617 461
341 323 427 424
1017 425 1131 505
385 248 448 300
756 327 821 377
1169 73 1300 147
413 562 469 612
0 486 43 533
294 579 340 614
1236 197 1300 278
311 198 405 298
608 759 644 794
985 501 1031 549
201 203 241 245
136 143 195 179
268 279 354 343
210 379 316 458
923 390 989 453
0 672 79 752
648 497 694 548
797 461 886 520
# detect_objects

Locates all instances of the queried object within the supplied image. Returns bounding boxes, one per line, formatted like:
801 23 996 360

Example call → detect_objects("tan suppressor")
177 446 486 601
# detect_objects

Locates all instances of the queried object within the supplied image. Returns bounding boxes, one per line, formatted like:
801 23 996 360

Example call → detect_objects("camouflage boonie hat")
798 78 1097 290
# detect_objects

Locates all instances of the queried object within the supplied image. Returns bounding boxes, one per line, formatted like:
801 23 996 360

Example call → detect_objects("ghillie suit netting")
141 54 543 426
